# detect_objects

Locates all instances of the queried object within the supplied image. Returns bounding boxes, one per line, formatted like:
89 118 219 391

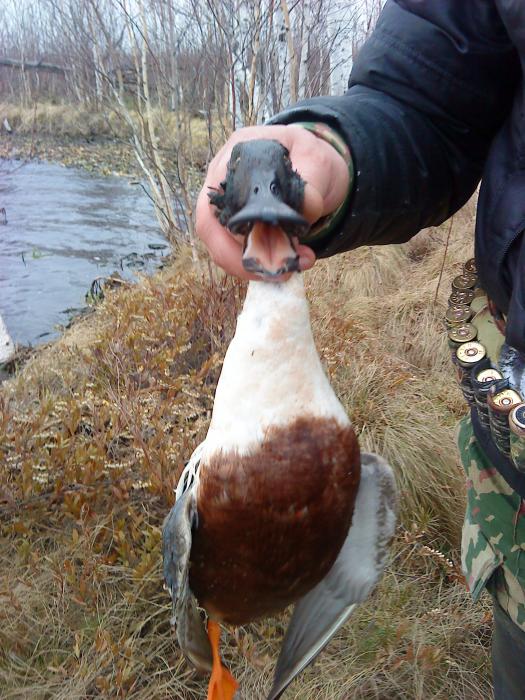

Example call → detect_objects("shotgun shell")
476 368 503 384
448 302 473 313
488 387 522 456
456 342 486 368
455 343 486 405
445 305 472 327
509 404 525 473
449 289 475 305
452 273 478 290
471 364 504 431
464 258 477 274
448 323 477 350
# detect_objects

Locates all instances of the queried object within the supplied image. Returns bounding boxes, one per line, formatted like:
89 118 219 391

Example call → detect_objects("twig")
434 216 454 305
29 101 37 159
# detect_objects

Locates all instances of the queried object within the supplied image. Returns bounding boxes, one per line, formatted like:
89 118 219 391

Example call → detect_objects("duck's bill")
241 222 300 278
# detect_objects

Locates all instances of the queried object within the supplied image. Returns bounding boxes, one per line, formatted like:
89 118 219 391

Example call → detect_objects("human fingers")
197 187 316 281
196 186 260 281
200 124 348 225
196 124 348 278
285 125 350 218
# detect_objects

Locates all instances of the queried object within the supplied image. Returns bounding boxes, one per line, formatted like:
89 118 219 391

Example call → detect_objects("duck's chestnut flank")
189 416 360 625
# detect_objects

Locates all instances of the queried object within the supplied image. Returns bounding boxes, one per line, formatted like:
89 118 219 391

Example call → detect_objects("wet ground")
0 159 168 345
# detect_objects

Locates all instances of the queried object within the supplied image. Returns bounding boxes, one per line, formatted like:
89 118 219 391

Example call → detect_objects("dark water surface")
0 159 168 345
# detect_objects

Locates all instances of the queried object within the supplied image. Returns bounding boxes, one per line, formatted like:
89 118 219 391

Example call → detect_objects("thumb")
303 182 324 224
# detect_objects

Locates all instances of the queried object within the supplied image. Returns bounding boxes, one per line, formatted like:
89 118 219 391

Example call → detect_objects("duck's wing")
268 452 397 700
162 443 213 673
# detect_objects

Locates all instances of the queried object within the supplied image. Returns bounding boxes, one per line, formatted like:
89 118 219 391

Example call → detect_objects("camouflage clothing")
457 416 525 630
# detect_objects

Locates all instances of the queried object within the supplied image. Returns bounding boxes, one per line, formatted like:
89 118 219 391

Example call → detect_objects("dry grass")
1 102 120 139
0 102 216 168
0 200 494 699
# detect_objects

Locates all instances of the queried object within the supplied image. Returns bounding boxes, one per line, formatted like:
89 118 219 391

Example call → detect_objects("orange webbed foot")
206 620 238 700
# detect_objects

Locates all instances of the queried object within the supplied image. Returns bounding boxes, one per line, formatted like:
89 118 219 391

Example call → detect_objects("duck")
162 140 397 700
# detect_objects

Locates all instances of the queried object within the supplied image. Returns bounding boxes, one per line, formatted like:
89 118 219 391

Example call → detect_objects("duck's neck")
238 274 313 346
202 274 349 457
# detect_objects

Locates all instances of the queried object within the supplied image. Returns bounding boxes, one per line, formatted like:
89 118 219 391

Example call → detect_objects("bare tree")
1 0 385 249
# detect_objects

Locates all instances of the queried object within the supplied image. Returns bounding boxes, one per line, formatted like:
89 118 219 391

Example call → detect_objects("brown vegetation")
0 202 493 699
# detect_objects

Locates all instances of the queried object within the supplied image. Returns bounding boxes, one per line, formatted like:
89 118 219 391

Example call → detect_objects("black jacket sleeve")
269 0 519 257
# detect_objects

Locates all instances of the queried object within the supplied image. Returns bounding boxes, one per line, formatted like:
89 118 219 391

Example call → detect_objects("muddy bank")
0 132 139 177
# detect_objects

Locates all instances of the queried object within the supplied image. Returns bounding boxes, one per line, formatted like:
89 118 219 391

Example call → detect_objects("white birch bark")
297 1 310 100
327 1 353 95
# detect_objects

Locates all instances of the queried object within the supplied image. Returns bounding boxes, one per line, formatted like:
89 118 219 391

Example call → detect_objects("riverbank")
1 100 202 365
0 173 493 698
0 131 132 377
0 158 170 376
1 103 140 176
0 101 213 178
1 131 138 177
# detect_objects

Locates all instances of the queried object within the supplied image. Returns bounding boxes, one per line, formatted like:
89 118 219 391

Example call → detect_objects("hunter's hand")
196 125 350 281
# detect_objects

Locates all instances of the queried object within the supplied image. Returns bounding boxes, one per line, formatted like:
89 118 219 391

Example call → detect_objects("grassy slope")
0 105 491 698
0 211 493 700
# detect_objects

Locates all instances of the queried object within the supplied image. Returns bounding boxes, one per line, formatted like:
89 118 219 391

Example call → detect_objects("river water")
0 159 168 346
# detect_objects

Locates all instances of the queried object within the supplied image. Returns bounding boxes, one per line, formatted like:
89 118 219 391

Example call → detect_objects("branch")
0 56 70 74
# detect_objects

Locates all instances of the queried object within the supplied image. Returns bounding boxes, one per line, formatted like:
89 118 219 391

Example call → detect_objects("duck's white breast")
201 275 349 459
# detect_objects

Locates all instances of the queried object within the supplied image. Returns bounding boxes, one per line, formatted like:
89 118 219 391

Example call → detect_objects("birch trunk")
280 0 298 104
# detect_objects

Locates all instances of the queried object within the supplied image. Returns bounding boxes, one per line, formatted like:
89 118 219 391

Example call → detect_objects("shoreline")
0 132 139 178
0 135 174 378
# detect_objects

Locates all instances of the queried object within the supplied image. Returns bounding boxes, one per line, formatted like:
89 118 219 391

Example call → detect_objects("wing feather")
268 452 397 700
162 443 212 673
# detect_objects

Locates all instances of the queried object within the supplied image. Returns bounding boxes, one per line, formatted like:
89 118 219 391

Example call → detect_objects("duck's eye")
270 181 280 197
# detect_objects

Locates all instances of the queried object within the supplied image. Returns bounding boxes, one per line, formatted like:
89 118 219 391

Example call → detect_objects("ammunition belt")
446 259 525 497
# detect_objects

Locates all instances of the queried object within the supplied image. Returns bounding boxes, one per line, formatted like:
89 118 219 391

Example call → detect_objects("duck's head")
209 139 309 278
